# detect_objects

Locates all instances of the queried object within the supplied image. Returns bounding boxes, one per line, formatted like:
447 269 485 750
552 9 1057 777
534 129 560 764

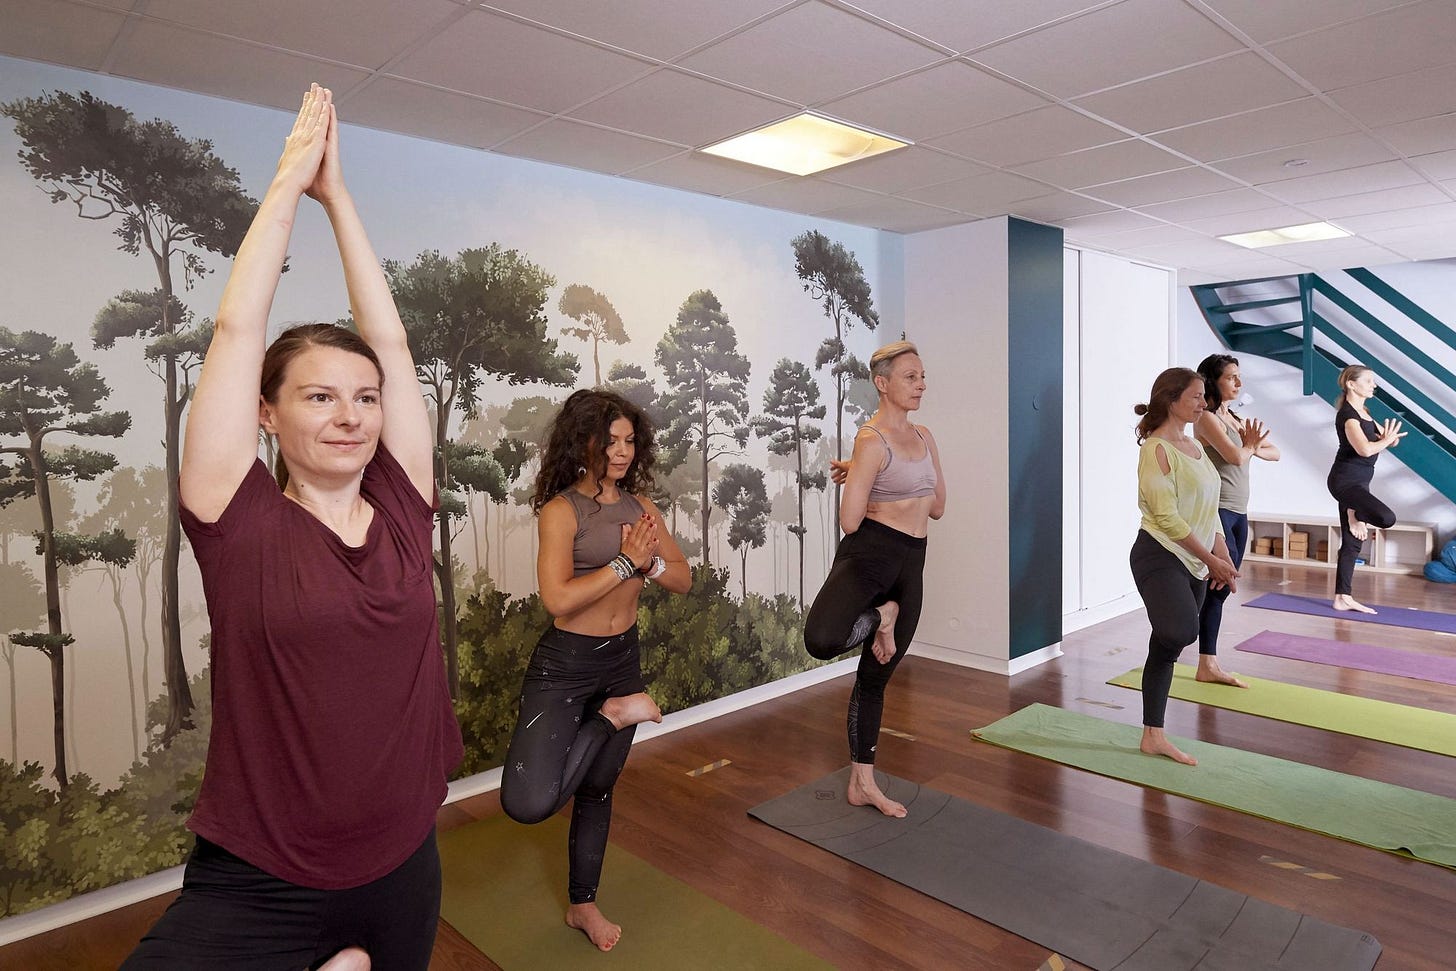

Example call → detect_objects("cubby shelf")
1243 513 1434 575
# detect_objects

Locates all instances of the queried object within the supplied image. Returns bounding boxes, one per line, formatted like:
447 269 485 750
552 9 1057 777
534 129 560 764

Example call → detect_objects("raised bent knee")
500 781 556 825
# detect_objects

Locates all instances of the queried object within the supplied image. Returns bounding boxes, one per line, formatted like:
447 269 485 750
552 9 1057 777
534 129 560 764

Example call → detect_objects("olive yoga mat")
437 813 828 969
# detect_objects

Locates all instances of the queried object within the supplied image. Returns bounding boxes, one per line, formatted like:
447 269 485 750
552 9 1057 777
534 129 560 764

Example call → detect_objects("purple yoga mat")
1244 592 1456 634
1236 629 1456 686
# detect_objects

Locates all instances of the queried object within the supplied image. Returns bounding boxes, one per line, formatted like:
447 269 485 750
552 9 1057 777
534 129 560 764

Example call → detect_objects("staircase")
1190 269 1456 504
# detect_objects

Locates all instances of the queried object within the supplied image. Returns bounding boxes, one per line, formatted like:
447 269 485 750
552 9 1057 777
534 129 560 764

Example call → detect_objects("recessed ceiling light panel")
700 112 910 176
1218 221 1351 249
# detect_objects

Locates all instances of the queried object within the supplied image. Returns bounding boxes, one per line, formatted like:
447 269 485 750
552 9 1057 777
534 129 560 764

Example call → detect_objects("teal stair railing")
1191 270 1456 504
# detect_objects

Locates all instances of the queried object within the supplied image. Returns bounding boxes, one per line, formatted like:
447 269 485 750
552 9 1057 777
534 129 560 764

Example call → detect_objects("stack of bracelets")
608 553 668 582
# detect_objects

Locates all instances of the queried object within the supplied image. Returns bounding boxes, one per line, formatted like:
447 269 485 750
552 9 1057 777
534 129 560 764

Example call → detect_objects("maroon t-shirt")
180 445 463 889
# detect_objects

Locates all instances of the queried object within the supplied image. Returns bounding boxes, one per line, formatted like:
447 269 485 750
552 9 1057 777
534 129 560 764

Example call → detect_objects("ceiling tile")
1059 208 1168 237
1329 63 1456 128
390 9 652 113
478 0 791 60
1211 132 1398 184
1008 193 1115 221
1304 182 1450 218
817 196 969 233
1373 113 1456 157
1267 0 1456 91
0 0 125 71
1200 0 1415 43
676 1 941 106
902 170 1051 212
727 177 888 214
969 0 1243 98
342 78 548 149
927 105 1126 166
1362 221 1456 246
821 147 991 194
1258 159 1426 203
1084 166 1244 207
1194 254 1308 278
1136 187 1284 221
1385 239 1456 260
623 152 788 196
1012 138 1189 188
492 119 683 175
568 68 791 146
1149 98 1358 163
1095 224 1215 247
1075 53 1309 135
1116 237 1252 265
1334 201 1456 231
141 0 463 68
841 0 1111 54
818 60 1048 141
108 21 369 111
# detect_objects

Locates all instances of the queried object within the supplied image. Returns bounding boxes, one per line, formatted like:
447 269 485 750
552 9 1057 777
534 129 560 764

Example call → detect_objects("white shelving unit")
1244 513 1435 575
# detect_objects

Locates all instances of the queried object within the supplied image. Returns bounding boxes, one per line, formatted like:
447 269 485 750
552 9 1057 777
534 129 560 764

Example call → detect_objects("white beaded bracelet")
644 555 667 580
608 553 635 581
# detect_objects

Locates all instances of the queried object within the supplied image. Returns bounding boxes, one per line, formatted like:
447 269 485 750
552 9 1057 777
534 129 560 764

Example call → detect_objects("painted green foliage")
752 359 827 606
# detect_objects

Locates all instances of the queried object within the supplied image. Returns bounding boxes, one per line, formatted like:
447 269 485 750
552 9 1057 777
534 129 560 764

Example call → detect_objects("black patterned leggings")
500 625 644 904
803 518 927 764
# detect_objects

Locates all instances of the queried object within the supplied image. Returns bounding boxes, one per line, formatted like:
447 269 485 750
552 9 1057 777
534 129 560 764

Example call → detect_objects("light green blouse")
1138 437 1221 578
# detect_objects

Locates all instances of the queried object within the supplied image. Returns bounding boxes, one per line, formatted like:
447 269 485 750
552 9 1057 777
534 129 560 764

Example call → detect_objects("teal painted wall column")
1007 218 1063 660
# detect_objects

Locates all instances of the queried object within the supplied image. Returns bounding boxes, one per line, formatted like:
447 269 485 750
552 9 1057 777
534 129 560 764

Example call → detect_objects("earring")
578 465 588 477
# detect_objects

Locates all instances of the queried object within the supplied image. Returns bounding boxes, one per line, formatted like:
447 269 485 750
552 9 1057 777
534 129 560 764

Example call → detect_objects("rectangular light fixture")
700 112 910 176
1218 221 1351 248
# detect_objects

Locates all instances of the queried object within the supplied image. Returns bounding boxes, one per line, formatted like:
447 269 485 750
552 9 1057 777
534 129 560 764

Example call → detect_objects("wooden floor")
6 562 1455 969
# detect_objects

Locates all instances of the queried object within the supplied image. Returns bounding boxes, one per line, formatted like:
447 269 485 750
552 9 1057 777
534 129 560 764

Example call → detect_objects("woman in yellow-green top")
1129 367 1239 766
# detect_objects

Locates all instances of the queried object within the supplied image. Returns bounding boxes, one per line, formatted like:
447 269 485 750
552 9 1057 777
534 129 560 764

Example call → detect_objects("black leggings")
500 625 644 904
803 518 926 764
121 829 441 970
1197 509 1246 655
1328 464 1397 595
1130 530 1206 729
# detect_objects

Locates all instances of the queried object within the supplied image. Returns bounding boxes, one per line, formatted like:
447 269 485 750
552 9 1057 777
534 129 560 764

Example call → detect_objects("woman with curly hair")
500 388 691 951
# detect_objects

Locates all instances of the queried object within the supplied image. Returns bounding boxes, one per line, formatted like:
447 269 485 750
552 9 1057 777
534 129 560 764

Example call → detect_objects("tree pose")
1192 353 1275 687
805 341 945 818
1327 365 1404 614
500 388 690 952
122 85 462 970
1130 368 1238 766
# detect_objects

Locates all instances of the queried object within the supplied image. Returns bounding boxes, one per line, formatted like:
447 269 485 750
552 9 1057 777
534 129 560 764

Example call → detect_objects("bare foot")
872 601 900 664
566 902 622 952
1140 727 1197 765
319 947 370 971
1195 658 1248 689
599 692 662 730
847 764 907 817
1332 594 1377 615
1346 510 1369 541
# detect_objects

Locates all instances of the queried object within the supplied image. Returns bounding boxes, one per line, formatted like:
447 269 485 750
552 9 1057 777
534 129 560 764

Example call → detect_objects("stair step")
1210 296 1301 313
1226 319 1302 334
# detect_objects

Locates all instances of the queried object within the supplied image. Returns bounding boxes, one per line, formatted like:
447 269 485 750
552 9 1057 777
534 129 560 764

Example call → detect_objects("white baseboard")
1061 592 1141 635
910 640 1064 675
0 657 860 946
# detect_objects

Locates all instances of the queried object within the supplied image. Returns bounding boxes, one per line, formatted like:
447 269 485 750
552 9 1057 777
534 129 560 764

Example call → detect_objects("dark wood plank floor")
5 562 1453 969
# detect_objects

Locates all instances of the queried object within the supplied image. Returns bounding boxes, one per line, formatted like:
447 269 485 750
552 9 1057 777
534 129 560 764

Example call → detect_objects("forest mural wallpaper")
0 54 900 919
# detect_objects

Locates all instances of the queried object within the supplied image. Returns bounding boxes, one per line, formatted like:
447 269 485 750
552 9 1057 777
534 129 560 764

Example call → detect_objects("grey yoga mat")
748 768 1380 971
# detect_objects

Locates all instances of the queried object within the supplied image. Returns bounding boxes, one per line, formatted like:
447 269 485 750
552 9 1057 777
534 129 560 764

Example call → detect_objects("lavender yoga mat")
1236 629 1456 686
1244 592 1456 634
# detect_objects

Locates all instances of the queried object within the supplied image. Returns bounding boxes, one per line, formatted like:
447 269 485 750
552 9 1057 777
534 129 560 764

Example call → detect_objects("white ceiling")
7 0 1456 282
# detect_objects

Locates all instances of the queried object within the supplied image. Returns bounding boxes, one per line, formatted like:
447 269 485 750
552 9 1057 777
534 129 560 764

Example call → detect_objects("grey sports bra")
560 488 646 577
863 425 938 503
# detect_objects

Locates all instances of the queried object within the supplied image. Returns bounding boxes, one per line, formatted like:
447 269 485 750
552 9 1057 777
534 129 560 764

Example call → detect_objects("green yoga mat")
1107 664 1456 757
437 812 829 969
972 704 1456 869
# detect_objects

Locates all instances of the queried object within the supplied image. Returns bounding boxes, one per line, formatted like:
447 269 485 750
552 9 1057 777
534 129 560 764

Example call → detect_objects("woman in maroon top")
123 85 462 970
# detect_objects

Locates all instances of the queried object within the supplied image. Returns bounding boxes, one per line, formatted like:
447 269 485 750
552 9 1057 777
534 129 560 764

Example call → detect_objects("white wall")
905 218 1011 668
1066 250 1175 621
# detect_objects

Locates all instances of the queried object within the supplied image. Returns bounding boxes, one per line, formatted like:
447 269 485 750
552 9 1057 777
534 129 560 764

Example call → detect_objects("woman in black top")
1327 365 1405 613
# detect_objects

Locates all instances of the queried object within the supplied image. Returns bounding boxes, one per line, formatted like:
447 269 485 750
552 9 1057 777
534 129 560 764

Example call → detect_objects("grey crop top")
560 488 646 577
863 425 938 503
